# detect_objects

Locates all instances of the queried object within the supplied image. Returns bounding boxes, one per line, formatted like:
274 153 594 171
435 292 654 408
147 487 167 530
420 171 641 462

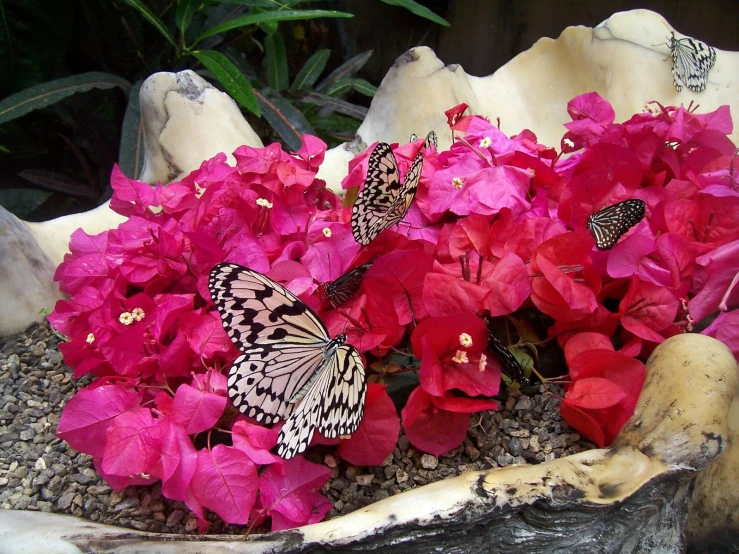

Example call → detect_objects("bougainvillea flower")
619 276 680 343
689 239 739 321
338 384 400 465
48 95 739 532
411 313 500 399
530 231 600 321
257 457 332 531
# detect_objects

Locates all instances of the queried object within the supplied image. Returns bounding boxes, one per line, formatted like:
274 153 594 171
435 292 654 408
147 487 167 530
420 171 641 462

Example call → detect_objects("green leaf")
17 170 98 198
119 81 145 179
289 48 330 92
192 50 260 116
121 0 178 48
315 50 372 92
322 77 377 97
0 188 52 218
264 31 288 91
195 9 352 44
298 92 368 120
379 0 450 26
0 72 131 125
175 0 202 33
254 88 314 151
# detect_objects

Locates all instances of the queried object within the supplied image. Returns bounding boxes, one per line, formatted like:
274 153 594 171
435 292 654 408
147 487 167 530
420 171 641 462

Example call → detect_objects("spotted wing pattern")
667 32 716 92
209 263 366 458
351 143 424 246
323 259 376 308
586 199 646 250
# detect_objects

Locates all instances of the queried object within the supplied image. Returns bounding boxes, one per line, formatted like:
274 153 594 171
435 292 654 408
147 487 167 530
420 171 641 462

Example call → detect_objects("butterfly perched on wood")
209 263 367 459
586 199 646 250
323 259 376 308
351 143 424 246
483 316 531 386
666 31 716 92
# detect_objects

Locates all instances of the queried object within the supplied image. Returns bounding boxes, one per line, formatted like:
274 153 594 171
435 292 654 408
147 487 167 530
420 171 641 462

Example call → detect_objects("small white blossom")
131 307 146 322
479 354 488 372
452 177 464 189
322 227 332 237
563 137 575 148
86 333 95 344
256 198 273 209
119 312 135 325
452 350 469 364
479 137 492 148
459 333 473 347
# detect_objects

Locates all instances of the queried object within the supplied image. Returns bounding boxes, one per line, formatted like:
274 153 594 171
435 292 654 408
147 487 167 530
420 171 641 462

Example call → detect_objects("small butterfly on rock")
209 263 367 459
323 259 376 308
666 31 716 93
586 199 646 250
351 142 424 246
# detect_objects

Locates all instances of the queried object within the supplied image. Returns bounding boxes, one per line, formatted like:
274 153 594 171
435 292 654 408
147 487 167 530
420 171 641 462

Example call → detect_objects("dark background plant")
0 0 449 220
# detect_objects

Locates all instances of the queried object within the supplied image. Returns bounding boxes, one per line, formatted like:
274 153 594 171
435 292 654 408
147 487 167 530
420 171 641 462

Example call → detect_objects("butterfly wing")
669 34 716 92
377 149 424 232
324 259 376 308
424 130 438 150
351 143 402 245
209 263 331 423
586 199 646 250
277 345 366 458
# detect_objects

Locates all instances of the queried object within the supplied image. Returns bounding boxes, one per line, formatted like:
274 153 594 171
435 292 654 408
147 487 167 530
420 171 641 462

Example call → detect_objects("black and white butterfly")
323 259 376 308
209 263 367 459
483 316 530 386
586 199 646 250
410 131 438 150
351 142 424 246
667 31 716 92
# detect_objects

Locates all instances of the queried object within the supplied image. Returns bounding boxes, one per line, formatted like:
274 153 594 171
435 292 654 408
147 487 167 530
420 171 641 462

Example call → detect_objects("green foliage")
0 0 449 218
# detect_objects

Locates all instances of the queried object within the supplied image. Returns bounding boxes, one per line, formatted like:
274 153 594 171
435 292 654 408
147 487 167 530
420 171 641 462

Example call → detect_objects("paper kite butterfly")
323 259 376 308
586 199 646 250
351 142 424 246
666 31 716 92
209 263 367 459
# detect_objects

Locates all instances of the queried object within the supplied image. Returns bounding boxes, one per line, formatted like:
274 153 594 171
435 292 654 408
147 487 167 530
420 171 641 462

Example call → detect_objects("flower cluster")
50 93 738 532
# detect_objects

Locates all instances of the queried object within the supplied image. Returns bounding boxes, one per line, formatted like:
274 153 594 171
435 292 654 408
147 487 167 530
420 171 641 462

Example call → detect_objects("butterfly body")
323 260 375 308
667 32 716 92
209 263 366 458
586 199 646 250
351 143 424 246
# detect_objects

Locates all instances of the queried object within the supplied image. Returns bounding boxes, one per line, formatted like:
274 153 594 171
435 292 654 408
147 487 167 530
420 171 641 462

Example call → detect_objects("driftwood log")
0 333 735 553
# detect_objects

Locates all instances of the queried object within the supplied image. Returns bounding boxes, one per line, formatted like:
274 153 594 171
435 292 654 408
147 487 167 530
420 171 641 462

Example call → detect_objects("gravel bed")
0 321 595 535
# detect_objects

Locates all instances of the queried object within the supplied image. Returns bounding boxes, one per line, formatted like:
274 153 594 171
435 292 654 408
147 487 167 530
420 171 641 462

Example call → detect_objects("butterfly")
323 259 376 308
483 316 530 386
351 142 424 246
666 31 716 92
209 263 367 459
586 199 646 250
410 130 438 150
